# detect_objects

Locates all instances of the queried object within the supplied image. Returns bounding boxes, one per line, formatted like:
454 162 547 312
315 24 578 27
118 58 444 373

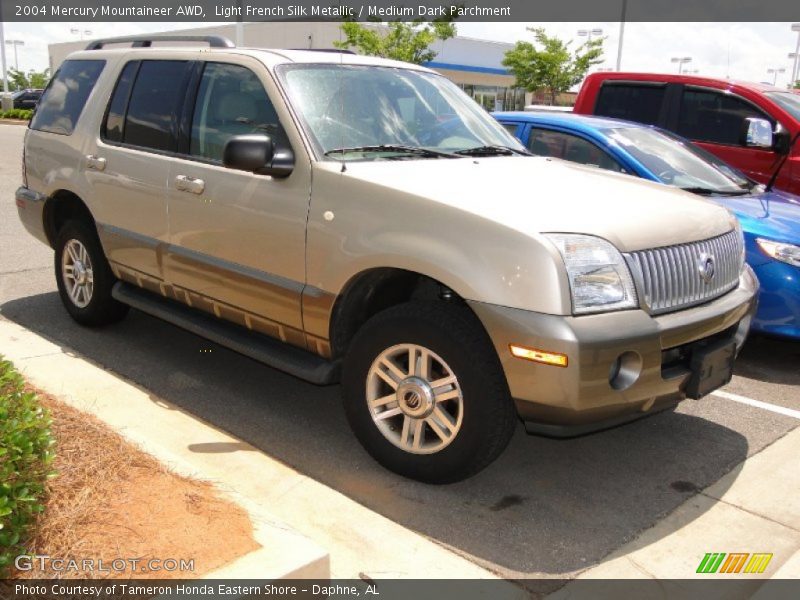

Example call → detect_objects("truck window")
189 62 285 162
30 60 105 135
123 60 189 152
594 84 665 125
102 61 139 143
677 89 773 146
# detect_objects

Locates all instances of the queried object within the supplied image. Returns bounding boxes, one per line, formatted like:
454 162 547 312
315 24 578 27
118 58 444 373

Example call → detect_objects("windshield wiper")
680 186 750 197
323 145 458 159
454 145 532 157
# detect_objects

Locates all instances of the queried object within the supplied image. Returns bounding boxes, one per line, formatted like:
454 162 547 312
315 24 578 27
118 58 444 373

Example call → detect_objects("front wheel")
342 302 517 483
54 220 129 326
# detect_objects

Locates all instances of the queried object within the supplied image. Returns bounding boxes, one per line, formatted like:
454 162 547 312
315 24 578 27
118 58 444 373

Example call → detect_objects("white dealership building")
48 21 530 111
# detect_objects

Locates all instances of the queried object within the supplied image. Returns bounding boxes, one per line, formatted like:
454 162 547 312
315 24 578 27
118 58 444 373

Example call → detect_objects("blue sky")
3 21 799 87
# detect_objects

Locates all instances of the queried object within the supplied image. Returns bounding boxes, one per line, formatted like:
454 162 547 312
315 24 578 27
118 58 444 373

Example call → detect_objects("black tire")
54 219 129 326
342 302 517 483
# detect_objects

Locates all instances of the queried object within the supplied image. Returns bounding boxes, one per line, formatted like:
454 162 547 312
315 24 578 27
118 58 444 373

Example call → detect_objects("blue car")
494 111 800 340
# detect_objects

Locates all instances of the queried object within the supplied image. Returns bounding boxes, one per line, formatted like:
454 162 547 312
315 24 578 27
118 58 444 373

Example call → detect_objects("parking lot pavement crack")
698 491 800 534
0 265 51 275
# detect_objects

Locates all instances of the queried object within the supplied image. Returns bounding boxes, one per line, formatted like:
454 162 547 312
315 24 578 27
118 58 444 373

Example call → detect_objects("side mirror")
773 123 791 155
223 134 294 178
741 117 773 149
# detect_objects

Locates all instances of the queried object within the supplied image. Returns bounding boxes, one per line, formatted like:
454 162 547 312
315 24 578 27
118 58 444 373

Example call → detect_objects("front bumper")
468 265 759 437
15 186 50 247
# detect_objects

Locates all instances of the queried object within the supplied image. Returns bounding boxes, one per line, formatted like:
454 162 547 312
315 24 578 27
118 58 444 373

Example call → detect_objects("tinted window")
501 122 518 136
103 62 139 143
30 60 105 135
677 89 772 145
124 61 189 151
528 128 624 172
190 62 284 161
595 84 666 125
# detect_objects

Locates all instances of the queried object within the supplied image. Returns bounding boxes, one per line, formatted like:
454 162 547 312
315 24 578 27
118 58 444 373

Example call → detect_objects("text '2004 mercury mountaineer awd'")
16 36 758 482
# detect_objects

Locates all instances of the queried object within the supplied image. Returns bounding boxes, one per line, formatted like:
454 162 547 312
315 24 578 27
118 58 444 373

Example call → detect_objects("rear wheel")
54 220 129 326
342 302 517 483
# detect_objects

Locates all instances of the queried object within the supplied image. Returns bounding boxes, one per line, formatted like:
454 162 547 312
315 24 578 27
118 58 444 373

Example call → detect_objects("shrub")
0 109 33 121
0 357 55 575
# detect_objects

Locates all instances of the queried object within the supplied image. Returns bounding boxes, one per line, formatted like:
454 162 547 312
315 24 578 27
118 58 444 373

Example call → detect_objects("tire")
342 302 517 483
54 219 129 326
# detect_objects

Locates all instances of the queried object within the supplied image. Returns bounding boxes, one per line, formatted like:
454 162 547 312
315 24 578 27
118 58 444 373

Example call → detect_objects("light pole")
671 56 692 74
577 28 604 42
767 67 786 86
0 21 8 94
790 24 800 90
70 28 92 41
5 40 23 72
616 0 627 71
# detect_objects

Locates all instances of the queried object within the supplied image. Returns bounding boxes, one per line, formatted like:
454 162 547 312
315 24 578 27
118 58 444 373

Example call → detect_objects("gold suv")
16 36 758 482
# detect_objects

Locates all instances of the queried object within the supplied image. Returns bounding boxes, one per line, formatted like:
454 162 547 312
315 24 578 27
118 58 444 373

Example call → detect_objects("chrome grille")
626 230 743 315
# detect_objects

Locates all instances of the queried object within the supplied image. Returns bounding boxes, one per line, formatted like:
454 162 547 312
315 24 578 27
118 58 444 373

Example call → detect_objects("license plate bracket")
685 338 736 399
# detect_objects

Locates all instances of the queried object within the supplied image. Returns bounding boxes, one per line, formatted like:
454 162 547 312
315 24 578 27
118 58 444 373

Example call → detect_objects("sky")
2 21 799 88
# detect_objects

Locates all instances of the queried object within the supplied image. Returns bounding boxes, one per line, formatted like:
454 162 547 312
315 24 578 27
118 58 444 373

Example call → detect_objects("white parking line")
713 390 800 420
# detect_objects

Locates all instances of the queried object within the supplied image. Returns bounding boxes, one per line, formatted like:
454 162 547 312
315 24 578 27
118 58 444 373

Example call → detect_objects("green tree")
793 80 800 90
7 68 50 91
334 19 456 65
502 27 604 105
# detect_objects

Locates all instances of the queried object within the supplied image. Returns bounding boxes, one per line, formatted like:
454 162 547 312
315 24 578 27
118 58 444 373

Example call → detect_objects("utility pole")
0 21 8 94
616 0 627 71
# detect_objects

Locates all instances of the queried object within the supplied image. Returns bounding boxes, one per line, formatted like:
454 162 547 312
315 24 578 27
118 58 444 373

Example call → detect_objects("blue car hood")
713 189 800 244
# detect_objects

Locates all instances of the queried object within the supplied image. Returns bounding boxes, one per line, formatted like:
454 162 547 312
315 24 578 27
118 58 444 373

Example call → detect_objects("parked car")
495 111 799 340
573 73 800 195
17 36 757 482
11 89 43 110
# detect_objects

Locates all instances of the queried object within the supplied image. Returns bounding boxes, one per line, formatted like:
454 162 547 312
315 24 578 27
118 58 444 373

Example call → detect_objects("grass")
0 357 55 576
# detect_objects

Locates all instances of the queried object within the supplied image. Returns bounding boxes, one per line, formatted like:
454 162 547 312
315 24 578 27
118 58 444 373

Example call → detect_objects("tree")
7 68 50 91
334 19 456 65
794 80 800 90
502 27 604 105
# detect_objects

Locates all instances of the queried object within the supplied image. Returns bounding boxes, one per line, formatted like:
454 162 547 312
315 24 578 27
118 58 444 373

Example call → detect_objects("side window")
677 89 773 146
30 60 105 135
190 62 284 162
102 61 139 143
528 128 624 173
595 84 666 126
501 122 519 136
123 60 189 152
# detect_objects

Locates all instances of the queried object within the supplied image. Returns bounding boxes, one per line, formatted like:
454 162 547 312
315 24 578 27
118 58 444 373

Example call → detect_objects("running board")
112 282 340 385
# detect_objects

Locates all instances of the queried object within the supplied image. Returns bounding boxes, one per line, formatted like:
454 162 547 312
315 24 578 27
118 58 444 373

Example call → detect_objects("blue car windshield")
607 127 752 194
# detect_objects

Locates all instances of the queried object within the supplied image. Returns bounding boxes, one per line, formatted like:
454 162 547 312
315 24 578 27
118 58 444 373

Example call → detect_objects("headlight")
756 238 800 267
546 234 638 314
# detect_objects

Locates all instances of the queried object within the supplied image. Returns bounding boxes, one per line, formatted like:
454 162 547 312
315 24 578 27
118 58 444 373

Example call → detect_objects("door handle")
174 175 205 195
85 155 106 172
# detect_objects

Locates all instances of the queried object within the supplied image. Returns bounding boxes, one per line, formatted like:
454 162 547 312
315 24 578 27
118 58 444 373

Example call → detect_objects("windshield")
278 64 525 160
766 91 800 122
607 126 751 194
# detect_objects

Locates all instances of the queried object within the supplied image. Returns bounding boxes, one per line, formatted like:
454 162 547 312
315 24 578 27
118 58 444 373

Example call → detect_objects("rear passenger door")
89 59 193 282
593 82 670 126
164 58 311 343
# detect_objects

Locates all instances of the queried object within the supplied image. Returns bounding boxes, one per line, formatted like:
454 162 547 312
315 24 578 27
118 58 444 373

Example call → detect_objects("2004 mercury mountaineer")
16 36 758 483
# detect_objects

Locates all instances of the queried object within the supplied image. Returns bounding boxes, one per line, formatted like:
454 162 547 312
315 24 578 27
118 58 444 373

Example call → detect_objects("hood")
323 156 736 252
714 189 800 244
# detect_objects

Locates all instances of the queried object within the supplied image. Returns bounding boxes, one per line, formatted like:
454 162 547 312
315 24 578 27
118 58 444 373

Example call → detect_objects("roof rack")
85 35 235 51
289 48 356 54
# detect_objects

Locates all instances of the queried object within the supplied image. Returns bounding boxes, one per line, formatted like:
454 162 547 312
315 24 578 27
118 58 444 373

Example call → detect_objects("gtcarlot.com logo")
14 555 195 574
696 552 773 574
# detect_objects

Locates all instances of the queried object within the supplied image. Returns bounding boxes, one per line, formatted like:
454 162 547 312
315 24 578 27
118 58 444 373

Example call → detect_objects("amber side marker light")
509 344 568 367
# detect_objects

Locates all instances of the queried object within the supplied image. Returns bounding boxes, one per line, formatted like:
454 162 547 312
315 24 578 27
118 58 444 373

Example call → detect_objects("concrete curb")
0 318 502 581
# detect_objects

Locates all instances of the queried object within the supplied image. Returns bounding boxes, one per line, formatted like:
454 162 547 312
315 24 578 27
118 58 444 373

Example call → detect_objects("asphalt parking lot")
1 123 798 580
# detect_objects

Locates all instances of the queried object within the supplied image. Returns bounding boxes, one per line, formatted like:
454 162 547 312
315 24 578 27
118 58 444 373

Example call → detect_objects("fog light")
509 344 568 367
609 351 642 390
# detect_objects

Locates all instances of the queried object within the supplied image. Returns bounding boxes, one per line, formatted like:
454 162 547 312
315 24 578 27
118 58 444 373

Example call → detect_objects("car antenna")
338 30 347 174
766 131 800 192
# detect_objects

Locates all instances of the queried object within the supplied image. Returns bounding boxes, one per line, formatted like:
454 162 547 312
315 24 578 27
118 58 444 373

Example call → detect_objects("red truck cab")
573 72 800 195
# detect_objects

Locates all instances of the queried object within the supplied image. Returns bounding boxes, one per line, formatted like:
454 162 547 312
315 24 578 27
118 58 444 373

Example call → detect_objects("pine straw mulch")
10 391 260 579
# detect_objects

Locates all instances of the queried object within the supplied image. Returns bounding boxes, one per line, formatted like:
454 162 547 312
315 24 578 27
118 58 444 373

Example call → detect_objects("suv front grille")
626 230 743 315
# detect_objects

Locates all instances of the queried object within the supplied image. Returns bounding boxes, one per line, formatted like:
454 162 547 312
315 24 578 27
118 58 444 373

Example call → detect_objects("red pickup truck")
573 73 800 195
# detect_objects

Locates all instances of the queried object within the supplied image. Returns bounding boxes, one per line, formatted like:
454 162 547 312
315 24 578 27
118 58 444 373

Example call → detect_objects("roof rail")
85 35 235 51
289 48 356 54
